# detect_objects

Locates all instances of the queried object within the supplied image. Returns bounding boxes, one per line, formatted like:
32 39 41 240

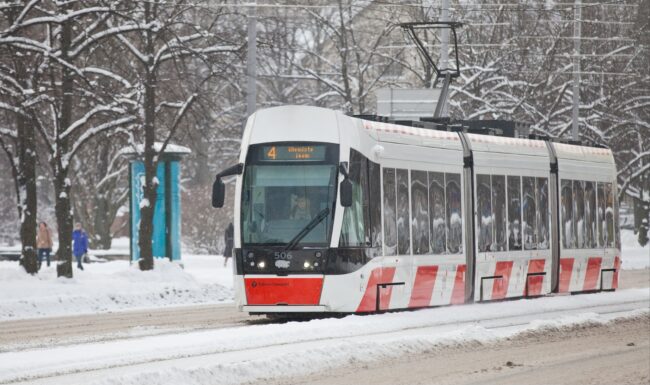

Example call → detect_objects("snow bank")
621 229 650 269
0 255 233 320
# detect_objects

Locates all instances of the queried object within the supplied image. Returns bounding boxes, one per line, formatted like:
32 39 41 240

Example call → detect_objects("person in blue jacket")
72 222 88 270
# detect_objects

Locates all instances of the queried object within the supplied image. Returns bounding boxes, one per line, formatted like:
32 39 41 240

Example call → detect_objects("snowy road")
1 288 648 385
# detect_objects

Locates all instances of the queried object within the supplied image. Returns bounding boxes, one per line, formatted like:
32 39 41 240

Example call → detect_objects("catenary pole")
572 0 581 141
246 1 257 118
440 0 450 117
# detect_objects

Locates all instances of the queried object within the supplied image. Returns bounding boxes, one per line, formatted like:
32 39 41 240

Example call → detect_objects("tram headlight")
303 261 311 269
257 261 266 269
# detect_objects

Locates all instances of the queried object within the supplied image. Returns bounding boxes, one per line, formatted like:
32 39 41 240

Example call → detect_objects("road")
260 314 649 385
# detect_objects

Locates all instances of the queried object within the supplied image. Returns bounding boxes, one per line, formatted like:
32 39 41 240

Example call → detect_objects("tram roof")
244 106 613 165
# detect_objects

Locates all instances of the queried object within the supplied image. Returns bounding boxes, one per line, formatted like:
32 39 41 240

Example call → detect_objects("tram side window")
382 168 397 256
597 182 606 247
339 150 369 247
492 175 507 252
584 181 597 248
536 177 549 250
604 182 615 248
561 180 574 249
507 176 522 251
429 172 446 254
522 177 537 250
411 170 430 255
396 169 411 255
446 173 463 254
573 180 585 249
368 160 382 248
477 174 493 253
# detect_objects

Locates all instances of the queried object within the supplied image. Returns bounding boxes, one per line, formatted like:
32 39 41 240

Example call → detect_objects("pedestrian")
223 222 234 267
72 222 88 270
36 222 53 267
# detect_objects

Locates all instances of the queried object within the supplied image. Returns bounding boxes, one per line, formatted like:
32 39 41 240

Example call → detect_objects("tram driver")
291 195 312 220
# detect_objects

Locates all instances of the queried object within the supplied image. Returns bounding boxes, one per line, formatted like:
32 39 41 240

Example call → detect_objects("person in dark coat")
72 223 88 270
223 222 234 267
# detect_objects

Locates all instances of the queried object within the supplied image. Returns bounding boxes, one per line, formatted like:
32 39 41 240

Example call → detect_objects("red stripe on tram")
451 264 466 304
558 258 574 293
525 259 546 296
408 266 438 308
612 256 621 289
356 267 396 312
492 261 514 300
583 257 603 291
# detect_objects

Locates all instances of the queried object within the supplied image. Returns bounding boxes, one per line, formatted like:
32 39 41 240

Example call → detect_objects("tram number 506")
266 146 277 160
274 251 292 260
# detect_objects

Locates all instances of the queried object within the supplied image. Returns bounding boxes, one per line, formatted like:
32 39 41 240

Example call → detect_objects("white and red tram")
212 105 620 316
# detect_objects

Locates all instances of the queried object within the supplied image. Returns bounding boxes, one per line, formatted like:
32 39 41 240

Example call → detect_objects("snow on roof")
361 120 460 141
120 142 192 156
466 132 546 149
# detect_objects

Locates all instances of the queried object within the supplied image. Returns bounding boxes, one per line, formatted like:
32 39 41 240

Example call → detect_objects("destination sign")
261 145 327 161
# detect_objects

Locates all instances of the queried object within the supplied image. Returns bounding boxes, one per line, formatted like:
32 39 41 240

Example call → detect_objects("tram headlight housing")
257 261 266 269
303 261 311 269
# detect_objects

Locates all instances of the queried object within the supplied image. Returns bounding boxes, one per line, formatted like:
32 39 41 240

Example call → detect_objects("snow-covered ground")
0 289 646 385
621 229 650 269
0 254 233 321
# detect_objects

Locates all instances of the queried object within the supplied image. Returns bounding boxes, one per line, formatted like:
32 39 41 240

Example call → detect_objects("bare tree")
114 0 240 270
0 2 45 274
0 1 141 277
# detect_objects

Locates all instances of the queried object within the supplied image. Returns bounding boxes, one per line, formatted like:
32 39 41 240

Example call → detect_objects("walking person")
72 223 88 270
36 222 53 267
223 222 234 267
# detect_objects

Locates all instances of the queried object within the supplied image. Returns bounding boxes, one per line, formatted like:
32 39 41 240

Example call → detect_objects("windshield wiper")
285 208 330 250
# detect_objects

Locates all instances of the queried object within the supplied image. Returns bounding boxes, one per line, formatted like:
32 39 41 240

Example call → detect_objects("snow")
0 254 233 321
621 228 650 269
0 289 646 385
120 142 192 156
139 198 150 208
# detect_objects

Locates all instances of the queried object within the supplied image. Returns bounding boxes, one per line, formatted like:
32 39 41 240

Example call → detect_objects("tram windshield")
241 143 338 247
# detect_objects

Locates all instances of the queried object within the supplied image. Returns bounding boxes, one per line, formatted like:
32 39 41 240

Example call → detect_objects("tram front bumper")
243 275 324 306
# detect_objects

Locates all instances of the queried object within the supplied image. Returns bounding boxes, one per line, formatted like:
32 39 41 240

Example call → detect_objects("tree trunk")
55 8 74 278
92 194 113 249
137 70 157 269
54 173 73 278
137 3 158 271
91 143 113 249
17 115 38 274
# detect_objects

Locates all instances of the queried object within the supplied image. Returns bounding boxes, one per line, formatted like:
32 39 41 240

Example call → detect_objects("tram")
212 105 621 316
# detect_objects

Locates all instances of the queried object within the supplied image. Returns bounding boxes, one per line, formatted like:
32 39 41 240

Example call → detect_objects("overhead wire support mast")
399 21 462 119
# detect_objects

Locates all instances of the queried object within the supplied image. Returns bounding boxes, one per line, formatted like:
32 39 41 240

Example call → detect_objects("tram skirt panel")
408 263 466 308
475 255 552 301
558 253 618 293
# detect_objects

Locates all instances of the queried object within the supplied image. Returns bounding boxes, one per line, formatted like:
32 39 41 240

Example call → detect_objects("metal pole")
440 0 450 117
246 1 257 117
440 0 449 72
572 0 581 141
